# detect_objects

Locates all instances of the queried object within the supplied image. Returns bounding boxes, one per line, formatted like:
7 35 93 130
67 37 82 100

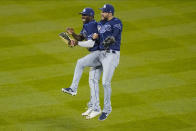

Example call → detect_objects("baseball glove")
102 36 116 50
59 32 77 47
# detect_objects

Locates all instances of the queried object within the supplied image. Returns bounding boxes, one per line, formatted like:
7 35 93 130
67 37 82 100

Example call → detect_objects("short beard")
102 16 108 21
83 17 91 24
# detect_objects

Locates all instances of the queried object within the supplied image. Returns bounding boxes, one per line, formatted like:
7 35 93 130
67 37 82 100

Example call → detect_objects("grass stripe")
124 13 195 31
112 83 196 108
0 35 195 63
147 22 196 37
0 19 80 36
0 64 75 85
116 57 196 81
121 45 196 67
112 70 196 94
166 1 196 14
0 96 195 129
123 22 196 43
152 97 196 114
0 92 60 112
0 40 82 61
117 7 177 21
0 54 64 71
108 98 196 124
104 113 195 131
173 127 196 131
0 46 195 85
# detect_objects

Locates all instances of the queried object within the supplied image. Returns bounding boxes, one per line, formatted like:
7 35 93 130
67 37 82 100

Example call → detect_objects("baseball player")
62 8 102 119
94 4 123 120
62 4 123 121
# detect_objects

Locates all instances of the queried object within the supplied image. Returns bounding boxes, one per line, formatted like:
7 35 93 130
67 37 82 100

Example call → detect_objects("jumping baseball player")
61 8 102 119
95 4 123 120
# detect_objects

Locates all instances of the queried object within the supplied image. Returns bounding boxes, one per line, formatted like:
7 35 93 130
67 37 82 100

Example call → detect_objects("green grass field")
0 0 196 130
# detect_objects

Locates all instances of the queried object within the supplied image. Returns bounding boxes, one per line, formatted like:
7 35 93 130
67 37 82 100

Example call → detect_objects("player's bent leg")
62 51 101 95
62 59 84 95
62 59 85 95
70 51 101 92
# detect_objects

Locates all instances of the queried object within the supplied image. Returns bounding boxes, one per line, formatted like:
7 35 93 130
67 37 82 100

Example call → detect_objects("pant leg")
88 66 102 111
69 51 101 92
100 51 120 114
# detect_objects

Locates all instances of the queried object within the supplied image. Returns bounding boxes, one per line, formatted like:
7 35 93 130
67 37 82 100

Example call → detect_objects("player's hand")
66 27 74 35
92 33 98 40
69 40 78 47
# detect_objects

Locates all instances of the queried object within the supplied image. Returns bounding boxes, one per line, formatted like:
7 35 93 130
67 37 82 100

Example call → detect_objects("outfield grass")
0 0 196 130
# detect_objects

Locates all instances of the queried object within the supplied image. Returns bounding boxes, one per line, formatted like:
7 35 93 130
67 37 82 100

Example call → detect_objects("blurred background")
0 0 195 130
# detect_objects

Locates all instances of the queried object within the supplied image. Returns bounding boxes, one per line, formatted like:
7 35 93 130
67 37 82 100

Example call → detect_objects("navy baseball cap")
99 4 114 14
79 8 94 16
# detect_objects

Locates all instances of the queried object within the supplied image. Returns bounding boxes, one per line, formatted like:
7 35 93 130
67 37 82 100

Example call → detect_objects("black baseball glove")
102 36 116 50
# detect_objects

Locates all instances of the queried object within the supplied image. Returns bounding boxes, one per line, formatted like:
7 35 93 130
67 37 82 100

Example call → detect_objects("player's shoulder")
112 17 122 24
88 20 97 26
97 20 107 25
84 20 97 28
111 17 122 30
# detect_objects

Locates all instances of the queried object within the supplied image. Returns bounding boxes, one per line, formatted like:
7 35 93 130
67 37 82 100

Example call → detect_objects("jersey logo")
114 23 122 30
97 25 101 31
99 24 111 33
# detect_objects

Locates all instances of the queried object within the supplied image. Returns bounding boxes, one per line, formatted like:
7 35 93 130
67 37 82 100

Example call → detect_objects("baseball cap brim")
79 12 90 16
99 8 108 12
79 12 85 14
79 12 94 16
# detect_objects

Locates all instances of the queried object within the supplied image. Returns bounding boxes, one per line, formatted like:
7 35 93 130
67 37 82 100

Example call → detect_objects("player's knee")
89 78 99 87
76 59 85 68
89 78 93 86
102 81 111 88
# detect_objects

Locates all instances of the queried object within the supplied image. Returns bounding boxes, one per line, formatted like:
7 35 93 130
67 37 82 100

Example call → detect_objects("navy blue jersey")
97 17 122 51
80 20 99 51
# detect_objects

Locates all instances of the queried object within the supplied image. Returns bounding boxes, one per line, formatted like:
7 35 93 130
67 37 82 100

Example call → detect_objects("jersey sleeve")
86 23 98 40
80 27 84 35
111 19 122 38
113 19 122 32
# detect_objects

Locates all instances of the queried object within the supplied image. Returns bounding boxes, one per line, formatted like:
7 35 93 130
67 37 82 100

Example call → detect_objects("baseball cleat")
82 108 93 116
62 88 77 96
98 112 109 121
86 110 101 119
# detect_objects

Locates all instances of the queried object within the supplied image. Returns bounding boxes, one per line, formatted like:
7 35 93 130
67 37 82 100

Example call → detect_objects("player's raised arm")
66 27 85 41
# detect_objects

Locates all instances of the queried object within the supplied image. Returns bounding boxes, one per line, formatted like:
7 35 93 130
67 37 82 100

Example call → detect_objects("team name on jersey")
98 24 112 34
